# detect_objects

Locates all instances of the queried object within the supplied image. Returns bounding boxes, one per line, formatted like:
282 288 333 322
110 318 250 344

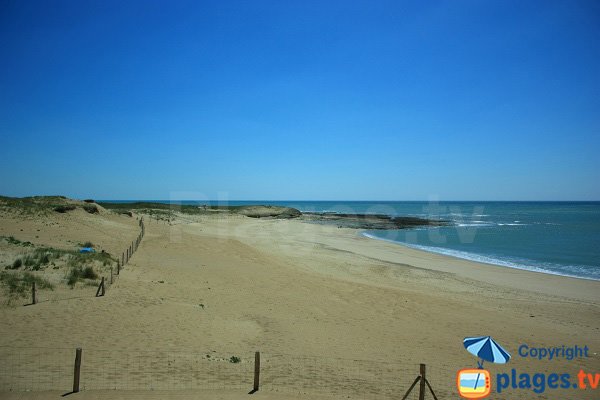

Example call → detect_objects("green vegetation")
229 356 241 363
11 259 22 270
83 204 99 214
3 244 112 288
0 195 68 215
0 195 93 217
2 236 34 247
54 205 76 213
0 271 53 300
99 201 265 216
67 266 98 287
11 248 66 271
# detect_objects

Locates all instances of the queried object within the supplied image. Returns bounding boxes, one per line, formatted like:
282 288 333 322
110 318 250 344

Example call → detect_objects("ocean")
105 200 600 281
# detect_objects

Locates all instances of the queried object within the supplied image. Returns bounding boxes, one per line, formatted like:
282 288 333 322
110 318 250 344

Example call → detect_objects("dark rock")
239 206 301 219
300 212 447 230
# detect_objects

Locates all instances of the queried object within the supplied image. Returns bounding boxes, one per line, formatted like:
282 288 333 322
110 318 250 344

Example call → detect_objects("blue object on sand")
79 247 95 253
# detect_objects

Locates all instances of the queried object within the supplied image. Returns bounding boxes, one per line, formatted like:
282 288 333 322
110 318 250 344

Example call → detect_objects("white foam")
457 223 494 227
497 223 527 226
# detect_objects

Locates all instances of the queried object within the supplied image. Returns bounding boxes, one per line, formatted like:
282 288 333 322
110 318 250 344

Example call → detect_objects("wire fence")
0 346 449 399
0 346 73 391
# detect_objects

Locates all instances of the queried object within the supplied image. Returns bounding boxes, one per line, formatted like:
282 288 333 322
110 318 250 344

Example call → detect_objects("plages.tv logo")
457 336 511 399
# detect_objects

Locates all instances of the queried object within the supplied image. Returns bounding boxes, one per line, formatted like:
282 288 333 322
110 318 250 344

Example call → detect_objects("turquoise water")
104 200 600 280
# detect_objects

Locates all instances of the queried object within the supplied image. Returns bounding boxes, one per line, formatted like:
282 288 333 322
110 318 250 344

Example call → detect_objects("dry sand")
0 207 598 399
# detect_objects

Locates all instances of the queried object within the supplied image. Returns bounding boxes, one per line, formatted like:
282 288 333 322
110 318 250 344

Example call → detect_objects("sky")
1 0 599 201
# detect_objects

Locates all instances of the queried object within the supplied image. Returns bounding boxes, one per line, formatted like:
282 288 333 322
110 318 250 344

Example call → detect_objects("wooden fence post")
419 364 426 400
253 351 260 392
31 281 36 305
117 260 120 275
96 277 105 297
110 267 113 284
73 347 82 393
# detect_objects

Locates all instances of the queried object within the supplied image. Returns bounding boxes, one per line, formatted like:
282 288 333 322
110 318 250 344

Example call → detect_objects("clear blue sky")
1 0 599 200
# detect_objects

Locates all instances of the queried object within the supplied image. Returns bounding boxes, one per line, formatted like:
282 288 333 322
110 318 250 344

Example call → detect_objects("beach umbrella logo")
456 336 511 399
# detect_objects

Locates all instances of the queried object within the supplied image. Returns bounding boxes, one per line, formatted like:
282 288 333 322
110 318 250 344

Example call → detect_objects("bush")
40 254 50 265
67 266 98 287
82 241 94 248
66 269 79 287
23 255 35 267
83 204 99 214
11 259 22 269
81 266 97 279
229 356 241 363
54 205 76 213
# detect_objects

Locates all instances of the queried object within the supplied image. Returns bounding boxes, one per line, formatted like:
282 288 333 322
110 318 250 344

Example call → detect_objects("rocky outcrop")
300 212 447 230
238 206 302 219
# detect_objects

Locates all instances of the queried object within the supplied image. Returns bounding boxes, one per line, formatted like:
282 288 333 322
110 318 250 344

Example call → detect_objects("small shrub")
67 268 80 287
40 254 50 265
81 266 97 280
67 266 98 287
229 356 241 364
23 255 35 267
11 259 22 269
82 241 94 248
54 205 76 213
83 204 99 214
6 236 20 245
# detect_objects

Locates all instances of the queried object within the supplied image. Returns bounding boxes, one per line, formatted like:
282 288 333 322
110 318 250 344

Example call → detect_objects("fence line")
0 346 447 399
1 217 146 306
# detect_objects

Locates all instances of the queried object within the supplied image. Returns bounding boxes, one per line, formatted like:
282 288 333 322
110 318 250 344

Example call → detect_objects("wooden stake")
401 376 421 400
31 281 36 305
425 378 439 400
419 364 426 400
73 348 82 393
253 351 260 392
96 277 105 297
110 267 113 284
117 260 120 275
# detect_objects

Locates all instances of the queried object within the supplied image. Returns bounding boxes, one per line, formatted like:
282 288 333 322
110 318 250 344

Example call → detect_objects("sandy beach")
0 201 598 399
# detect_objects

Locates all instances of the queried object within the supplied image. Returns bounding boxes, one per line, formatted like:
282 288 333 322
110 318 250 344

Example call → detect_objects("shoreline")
97 200 600 283
360 231 600 282
196 215 599 304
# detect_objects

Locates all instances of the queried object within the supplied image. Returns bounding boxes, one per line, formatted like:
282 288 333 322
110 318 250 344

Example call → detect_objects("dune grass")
0 271 54 300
